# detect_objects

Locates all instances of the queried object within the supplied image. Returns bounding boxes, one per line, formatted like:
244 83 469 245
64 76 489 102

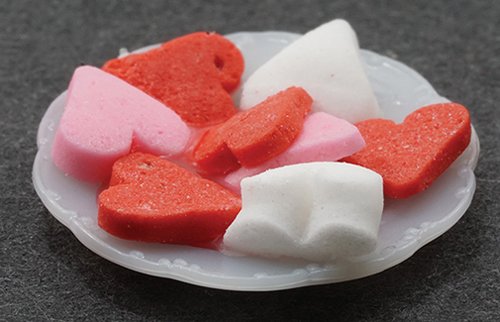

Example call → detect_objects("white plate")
33 32 479 291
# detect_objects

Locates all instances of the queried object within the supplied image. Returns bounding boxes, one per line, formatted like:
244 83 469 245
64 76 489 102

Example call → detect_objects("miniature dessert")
34 24 479 287
223 162 384 261
98 152 242 244
193 86 312 174
102 32 244 127
46 19 473 264
218 112 365 194
51 66 190 183
342 103 471 198
239 19 380 124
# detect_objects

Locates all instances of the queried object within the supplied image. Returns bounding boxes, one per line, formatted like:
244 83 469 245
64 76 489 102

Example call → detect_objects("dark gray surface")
1 1 499 321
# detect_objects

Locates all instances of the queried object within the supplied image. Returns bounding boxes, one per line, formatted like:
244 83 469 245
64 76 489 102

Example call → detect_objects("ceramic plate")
33 31 479 291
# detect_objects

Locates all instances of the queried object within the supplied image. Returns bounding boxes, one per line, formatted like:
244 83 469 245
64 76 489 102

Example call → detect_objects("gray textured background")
1 1 499 321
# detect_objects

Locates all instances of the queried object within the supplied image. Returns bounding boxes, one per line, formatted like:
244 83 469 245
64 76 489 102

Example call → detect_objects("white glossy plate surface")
33 32 479 291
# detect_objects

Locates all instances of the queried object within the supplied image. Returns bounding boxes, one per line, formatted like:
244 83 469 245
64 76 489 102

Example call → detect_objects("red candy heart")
98 152 242 244
102 32 244 127
193 87 313 174
342 103 471 199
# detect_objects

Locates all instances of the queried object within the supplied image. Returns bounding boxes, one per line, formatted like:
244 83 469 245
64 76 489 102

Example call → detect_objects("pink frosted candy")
219 112 365 193
52 66 191 183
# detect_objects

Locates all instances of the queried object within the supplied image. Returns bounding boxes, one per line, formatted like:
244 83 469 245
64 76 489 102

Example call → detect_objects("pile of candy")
50 19 471 262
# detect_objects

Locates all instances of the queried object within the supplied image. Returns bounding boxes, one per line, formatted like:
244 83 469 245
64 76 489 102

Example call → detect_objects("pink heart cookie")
52 66 190 183
219 112 365 194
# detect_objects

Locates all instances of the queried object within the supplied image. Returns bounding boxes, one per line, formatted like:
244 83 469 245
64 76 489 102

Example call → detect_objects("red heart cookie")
342 103 471 199
102 32 244 127
193 87 313 174
98 152 242 244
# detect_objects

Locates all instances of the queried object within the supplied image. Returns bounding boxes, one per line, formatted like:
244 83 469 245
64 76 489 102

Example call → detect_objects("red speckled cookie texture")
342 103 471 199
98 153 242 244
102 32 244 127
193 86 313 174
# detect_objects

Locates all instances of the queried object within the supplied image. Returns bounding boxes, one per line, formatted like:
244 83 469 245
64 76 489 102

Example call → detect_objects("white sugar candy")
222 162 383 262
239 19 380 124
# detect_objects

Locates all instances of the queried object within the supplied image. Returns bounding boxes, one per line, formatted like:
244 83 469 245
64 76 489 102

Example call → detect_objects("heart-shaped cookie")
52 66 190 183
193 86 312 174
219 112 366 194
102 32 244 127
239 19 380 124
98 153 242 244
223 162 383 262
342 103 471 199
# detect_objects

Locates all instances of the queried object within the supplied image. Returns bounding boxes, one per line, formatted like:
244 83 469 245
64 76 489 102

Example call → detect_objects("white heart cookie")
222 162 383 262
239 19 380 124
